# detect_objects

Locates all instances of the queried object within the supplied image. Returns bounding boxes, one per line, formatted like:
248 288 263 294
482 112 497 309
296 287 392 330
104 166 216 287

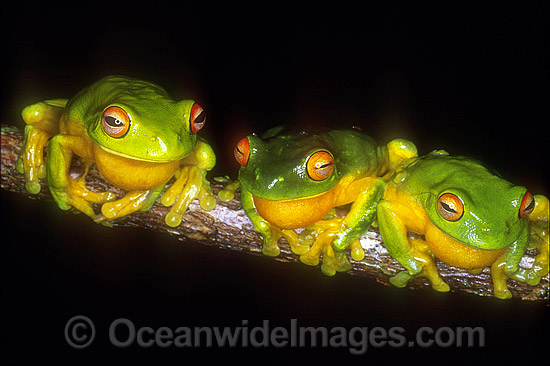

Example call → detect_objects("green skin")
238 128 417 274
377 151 544 298
83 77 199 162
240 129 387 200
16 75 216 225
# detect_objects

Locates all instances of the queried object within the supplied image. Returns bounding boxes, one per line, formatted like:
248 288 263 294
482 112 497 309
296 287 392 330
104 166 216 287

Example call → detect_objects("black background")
1 2 548 364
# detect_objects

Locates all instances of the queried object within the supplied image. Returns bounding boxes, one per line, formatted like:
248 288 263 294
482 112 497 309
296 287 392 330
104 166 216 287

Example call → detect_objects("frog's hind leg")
47 134 116 218
99 187 162 222
378 199 449 292
407 236 450 292
382 138 418 179
16 99 68 194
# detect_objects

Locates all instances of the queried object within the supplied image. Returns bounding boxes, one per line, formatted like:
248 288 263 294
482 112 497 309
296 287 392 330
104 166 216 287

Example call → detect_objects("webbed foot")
50 168 117 218
99 190 159 221
299 218 354 275
160 165 216 227
388 236 450 292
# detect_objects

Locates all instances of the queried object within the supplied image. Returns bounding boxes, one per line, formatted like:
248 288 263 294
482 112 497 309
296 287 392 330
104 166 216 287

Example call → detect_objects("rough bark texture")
1 125 548 301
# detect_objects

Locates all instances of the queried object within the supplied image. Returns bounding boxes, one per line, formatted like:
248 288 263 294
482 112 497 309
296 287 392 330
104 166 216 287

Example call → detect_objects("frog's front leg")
47 135 117 218
491 195 549 299
16 99 67 194
240 186 283 256
300 178 386 275
159 138 216 227
333 178 385 252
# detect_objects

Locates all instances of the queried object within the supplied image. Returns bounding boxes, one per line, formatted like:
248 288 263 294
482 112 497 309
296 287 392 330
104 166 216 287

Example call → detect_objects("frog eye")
306 151 334 181
102 106 130 138
437 193 464 221
519 191 535 218
190 103 206 133
234 137 250 166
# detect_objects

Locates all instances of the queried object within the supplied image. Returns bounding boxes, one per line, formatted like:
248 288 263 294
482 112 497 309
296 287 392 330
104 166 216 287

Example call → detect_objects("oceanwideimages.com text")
65 316 485 354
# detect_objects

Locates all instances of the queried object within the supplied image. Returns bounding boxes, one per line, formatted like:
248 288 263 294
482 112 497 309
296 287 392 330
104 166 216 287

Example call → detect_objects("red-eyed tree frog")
16 75 216 227
228 127 418 275
377 151 549 299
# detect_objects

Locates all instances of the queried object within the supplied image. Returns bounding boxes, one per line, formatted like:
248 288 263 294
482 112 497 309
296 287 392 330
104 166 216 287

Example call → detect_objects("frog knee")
386 138 418 168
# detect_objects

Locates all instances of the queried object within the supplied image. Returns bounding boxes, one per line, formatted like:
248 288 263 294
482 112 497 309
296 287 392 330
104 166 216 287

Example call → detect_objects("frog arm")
490 230 532 299
160 139 217 227
240 186 282 257
503 229 531 275
332 178 385 252
376 199 423 276
181 137 216 171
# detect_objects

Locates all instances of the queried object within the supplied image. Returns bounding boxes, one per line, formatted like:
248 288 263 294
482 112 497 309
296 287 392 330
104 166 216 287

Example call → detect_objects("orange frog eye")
190 103 206 133
102 106 130 138
519 191 535 218
437 193 464 221
234 137 250 166
306 151 334 181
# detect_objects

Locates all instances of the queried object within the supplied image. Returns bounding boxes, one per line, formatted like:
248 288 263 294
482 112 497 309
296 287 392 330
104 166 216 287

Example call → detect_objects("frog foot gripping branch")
231 127 418 276
16 75 216 227
377 151 549 299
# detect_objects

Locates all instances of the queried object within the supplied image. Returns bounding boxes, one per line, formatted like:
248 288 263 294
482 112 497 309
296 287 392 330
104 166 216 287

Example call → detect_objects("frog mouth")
96 144 183 163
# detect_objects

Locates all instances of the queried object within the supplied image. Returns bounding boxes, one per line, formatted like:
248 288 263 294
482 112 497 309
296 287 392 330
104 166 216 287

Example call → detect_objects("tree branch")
1 125 548 301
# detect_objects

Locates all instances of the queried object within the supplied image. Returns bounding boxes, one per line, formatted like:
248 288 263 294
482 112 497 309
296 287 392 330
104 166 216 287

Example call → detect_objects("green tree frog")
16 75 216 227
377 151 549 299
230 128 417 275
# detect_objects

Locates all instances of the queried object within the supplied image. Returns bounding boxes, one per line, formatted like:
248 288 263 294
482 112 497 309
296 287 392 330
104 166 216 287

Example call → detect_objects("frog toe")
300 253 320 266
25 180 42 195
389 271 412 288
494 288 513 300
262 242 281 257
350 239 365 261
198 193 216 211
288 241 311 256
101 190 150 220
431 280 450 293
321 262 337 277
323 249 352 275
165 210 184 227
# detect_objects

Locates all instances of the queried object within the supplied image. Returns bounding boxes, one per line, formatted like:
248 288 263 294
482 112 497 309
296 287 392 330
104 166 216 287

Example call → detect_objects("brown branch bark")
1 125 548 301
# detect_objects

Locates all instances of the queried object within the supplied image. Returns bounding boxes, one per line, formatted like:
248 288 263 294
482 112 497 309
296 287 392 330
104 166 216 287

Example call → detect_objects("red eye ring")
102 106 130 138
190 103 206 133
234 137 250 166
306 150 334 181
519 191 535 218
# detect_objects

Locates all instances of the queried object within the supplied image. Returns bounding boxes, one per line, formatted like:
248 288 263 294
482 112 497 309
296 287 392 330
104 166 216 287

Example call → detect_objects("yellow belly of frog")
252 176 373 230
93 144 180 191
253 190 338 229
424 220 506 270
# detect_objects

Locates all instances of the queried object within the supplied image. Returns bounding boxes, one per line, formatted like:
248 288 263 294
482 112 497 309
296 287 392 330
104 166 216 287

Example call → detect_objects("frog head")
234 132 340 201
414 155 534 250
87 82 205 162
